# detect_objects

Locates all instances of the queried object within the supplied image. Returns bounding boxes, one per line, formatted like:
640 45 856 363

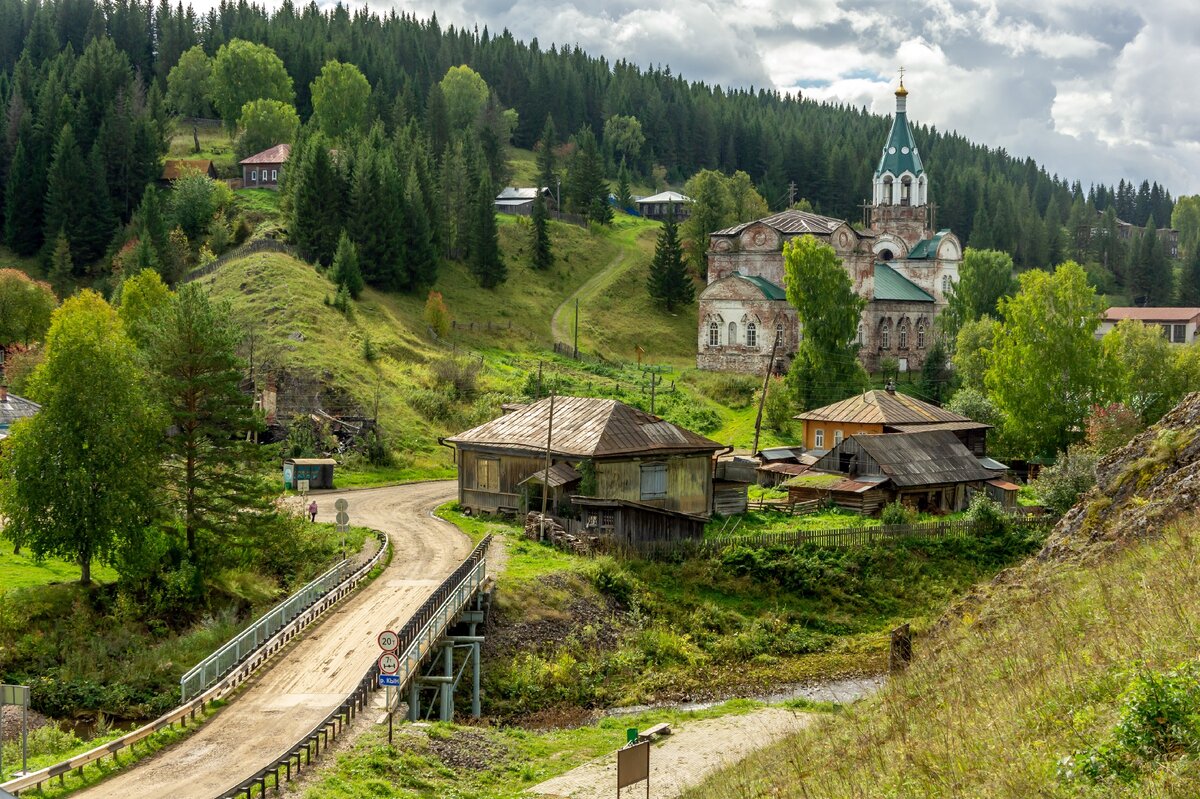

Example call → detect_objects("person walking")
308 500 318 522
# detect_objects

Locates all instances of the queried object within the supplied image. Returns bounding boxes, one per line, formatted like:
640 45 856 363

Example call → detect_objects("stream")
603 673 886 717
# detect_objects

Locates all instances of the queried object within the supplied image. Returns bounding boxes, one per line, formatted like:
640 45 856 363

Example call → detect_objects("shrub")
1032 446 1098 515
360 334 376 361
964 492 1008 537
430 357 479 401
764 378 793 433
586 557 638 607
880 501 916 526
423 290 451 338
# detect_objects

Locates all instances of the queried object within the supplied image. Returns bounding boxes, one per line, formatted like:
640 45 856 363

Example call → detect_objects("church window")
857 324 864 345
746 322 757 348
899 326 908 350
708 321 719 347
728 322 737 345
881 322 890 350
917 323 926 349
942 275 952 294
776 322 784 344
882 177 893 205
879 249 894 262
900 177 912 206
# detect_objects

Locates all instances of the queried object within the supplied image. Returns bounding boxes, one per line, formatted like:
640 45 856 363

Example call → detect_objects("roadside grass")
0 538 119 590
303 699 774 799
705 507 967 538
435 503 581 582
335 463 456 489
681 517 1200 799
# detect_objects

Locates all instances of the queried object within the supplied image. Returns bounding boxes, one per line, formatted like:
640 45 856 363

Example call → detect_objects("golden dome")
895 80 908 98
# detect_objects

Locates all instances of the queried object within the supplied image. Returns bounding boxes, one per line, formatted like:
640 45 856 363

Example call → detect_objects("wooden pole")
540 390 555 540
573 298 579 360
751 332 782 457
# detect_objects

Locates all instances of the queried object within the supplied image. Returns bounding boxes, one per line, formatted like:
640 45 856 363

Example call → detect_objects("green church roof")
874 263 935 302
874 111 924 179
906 230 950 260
735 273 788 301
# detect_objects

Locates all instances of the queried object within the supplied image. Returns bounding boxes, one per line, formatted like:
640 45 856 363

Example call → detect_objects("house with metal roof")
635 191 692 221
0 385 39 441
783 429 997 515
1099 307 1200 344
239 144 291 190
443 396 725 518
697 80 963 375
494 186 555 215
794 385 991 454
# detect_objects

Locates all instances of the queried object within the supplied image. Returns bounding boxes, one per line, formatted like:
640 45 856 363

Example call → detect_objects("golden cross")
898 66 905 84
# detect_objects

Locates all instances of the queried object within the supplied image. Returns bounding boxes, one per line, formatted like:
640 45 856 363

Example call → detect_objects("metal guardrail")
182 559 350 701
1 531 389 796
217 534 493 799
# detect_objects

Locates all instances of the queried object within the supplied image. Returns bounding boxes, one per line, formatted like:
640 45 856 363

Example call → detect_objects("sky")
303 0 1200 197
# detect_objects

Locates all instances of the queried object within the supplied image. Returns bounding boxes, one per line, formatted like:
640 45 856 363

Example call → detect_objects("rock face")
1040 392 1200 561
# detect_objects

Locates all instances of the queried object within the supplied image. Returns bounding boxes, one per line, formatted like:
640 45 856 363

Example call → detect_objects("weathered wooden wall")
595 454 712 516
458 449 545 512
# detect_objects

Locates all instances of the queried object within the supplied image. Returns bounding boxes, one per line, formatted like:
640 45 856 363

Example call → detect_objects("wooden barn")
573 497 707 547
443 396 724 518
783 430 997 515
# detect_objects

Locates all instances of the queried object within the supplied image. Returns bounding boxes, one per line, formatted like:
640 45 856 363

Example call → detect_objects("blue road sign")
379 675 400 687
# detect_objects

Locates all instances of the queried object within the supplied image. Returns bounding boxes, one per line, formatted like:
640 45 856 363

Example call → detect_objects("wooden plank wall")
596 454 712 516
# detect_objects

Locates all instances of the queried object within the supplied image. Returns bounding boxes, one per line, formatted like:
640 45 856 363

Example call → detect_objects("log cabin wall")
594 454 713 516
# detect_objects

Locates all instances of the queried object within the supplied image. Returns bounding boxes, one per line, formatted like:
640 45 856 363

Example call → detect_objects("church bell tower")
870 76 931 248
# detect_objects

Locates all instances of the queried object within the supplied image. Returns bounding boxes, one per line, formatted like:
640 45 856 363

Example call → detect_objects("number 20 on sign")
377 630 398 651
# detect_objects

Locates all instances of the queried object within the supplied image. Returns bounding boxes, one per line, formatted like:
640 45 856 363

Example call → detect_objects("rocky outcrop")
1040 392 1200 561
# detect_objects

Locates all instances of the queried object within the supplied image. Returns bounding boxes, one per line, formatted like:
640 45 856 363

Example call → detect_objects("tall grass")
682 517 1200 798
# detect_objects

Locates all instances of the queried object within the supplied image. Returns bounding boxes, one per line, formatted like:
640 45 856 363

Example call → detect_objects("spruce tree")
290 136 344 266
1178 248 1200 307
469 173 506 287
566 125 612 225
4 134 44 256
330 230 364 299
530 190 552 270
403 163 438 287
73 144 117 264
647 207 693 311
49 230 73 297
42 124 87 250
615 161 633 212
536 114 557 192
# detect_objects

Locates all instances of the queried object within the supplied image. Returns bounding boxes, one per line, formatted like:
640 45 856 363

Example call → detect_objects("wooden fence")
746 498 822 516
182 238 298 284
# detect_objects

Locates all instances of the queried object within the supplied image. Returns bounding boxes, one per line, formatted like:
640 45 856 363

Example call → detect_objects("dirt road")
527 708 812 799
76 481 464 799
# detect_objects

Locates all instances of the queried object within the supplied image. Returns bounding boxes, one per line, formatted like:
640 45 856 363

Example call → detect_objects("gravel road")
75 481 464 799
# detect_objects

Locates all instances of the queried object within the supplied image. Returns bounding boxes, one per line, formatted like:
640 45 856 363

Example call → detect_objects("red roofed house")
239 144 292 190
160 159 218 184
1099 307 1200 344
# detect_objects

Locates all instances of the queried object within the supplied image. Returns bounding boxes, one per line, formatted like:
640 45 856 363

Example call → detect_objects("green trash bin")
626 728 639 745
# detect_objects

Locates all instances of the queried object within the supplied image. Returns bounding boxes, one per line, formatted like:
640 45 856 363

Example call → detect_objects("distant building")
161 159 218 184
239 144 292 190
1079 212 1180 258
794 385 990 455
1099 307 1200 344
635 191 692 221
0 385 40 441
697 81 962 375
495 186 555 215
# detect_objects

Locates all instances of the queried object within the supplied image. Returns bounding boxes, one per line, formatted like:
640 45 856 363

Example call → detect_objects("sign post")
1 683 31 776
335 498 350 560
378 633 399 744
616 740 650 798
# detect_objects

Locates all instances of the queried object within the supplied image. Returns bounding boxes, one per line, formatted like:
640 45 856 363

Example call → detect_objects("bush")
880 501 916 526
964 492 1009 537
1032 446 1098 515
430 357 479 401
764 378 793 433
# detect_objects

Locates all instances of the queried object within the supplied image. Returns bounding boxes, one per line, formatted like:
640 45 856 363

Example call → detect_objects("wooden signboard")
616 741 650 796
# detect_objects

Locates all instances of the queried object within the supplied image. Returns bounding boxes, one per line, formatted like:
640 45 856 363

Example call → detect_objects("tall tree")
438 64 489 132
0 291 163 583
1178 247 1200 306
783 235 868 410
469 172 505 287
4 125 45 256
682 169 732 276
1102 319 1183 424
329 230 364 299
288 135 344 266
147 283 272 561
165 45 212 152
310 60 371 141
940 248 1016 343
235 98 299 160
210 39 294 135
986 261 1111 457
565 125 611 224
0 268 56 347
530 189 552 270
646 206 693 312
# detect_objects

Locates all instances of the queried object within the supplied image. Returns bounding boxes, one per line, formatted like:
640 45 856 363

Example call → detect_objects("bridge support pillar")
439 643 454 722
407 677 420 722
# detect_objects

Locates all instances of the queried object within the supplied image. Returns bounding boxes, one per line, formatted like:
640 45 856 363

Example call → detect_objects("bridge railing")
0 531 389 797
216 534 493 799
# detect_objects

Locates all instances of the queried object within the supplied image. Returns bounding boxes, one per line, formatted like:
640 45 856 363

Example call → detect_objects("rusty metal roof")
712 209 848 238
446 396 723 458
239 144 292 165
519 462 583 488
757 462 810 476
848 430 996 488
1104 307 1200 323
161 159 215 180
796 390 972 426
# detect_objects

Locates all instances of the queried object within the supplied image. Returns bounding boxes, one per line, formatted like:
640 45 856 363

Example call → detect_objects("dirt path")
75 481 464 799
549 250 633 350
527 707 812 799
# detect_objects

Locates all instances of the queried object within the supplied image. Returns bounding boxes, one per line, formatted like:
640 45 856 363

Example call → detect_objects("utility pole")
573 298 579 360
787 181 797 207
539 389 555 540
751 332 782 457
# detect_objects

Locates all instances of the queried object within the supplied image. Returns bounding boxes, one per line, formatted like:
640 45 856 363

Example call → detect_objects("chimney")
885 379 896 394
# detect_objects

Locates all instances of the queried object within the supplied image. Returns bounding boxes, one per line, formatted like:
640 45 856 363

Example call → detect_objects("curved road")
76 481 464 799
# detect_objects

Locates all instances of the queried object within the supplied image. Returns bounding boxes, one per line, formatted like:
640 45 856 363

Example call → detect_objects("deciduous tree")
0 269 56 347
210 39 294 135
941 248 1016 342
235 98 299 161
310 60 371 141
1103 319 1183 424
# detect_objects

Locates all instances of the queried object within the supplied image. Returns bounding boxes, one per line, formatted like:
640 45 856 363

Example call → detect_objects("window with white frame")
271 169 278 181
814 428 825 448
251 169 258 182
728 322 737 345
746 322 757 348
899 325 908 350
880 322 890 350
1174 324 1186 343
917 323 926 349
776 322 784 344
833 430 843 445
857 324 864 345
942 275 952 294
640 462 668 500
708 321 720 346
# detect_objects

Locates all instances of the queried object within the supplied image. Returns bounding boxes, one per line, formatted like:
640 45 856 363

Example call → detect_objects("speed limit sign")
378 652 400 675
377 630 398 652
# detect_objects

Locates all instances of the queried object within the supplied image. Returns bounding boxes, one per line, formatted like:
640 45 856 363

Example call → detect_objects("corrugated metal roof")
905 230 950 260
757 462 810 476
874 263 935 302
1105 307 1200 323
519 462 583 488
0 392 40 427
977 455 1009 471
797 390 971 426
446 396 723 458
496 186 549 200
888 420 992 433
758 446 807 462
637 191 691 204
239 144 292 165
987 478 1020 491
849 430 996 488
713 209 848 238
734 273 788 301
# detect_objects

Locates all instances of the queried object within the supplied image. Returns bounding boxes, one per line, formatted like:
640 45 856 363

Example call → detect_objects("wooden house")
783 430 997 514
573 497 707 547
794 386 990 454
161 159 219 184
495 187 555 215
0 385 39 442
443 396 724 517
635 191 692 221
240 144 292 190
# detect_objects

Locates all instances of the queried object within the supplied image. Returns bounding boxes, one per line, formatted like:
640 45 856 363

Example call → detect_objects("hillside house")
161 159 218 184
240 144 291 190
795 386 990 454
783 429 998 514
635 191 692 221
0 385 40 441
443 396 724 518
495 187 555 215
1099 307 1200 344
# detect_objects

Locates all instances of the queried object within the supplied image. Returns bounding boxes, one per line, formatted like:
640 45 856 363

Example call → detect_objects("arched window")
880 322 890 350
917 323 926 349
708 321 719 347
728 322 737 345
899 325 908 350
900 176 912 206
776 322 784 344
882 177 893 205
942 274 952 295
857 324 864 345
746 322 757 348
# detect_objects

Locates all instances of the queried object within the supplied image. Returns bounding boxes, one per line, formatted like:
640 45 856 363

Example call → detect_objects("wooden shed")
572 497 707 546
283 457 336 490
443 396 725 517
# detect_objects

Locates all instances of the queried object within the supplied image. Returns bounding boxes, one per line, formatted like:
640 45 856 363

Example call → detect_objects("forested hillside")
0 0 1178 280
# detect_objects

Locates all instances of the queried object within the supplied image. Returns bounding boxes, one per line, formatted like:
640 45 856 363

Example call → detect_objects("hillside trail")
74 481 465 799
527 707 813 799
549 249 634 352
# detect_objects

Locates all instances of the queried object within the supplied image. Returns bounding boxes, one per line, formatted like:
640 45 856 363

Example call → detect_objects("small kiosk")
283 458 337 490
